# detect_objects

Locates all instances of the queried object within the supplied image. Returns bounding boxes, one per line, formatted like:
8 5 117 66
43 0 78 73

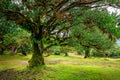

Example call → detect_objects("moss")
28 54 45 68
28 41 45 68
0 54 120 80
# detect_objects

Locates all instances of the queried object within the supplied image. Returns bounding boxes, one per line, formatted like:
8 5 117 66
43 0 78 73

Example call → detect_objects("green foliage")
3 28 31 45
0 19 32 54
49 46 61 53
0 0 15 9
30 34 39 43
19 43 32 53
0 21 18 35
69 9 117 54
108 44 120 57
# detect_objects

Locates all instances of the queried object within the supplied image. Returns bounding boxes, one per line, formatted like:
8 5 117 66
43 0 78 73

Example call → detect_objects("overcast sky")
107 6 120 15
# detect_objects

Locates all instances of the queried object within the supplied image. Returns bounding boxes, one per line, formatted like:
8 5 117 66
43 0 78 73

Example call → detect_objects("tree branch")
2 9 37 33
60 0 102 12
44 37 69 51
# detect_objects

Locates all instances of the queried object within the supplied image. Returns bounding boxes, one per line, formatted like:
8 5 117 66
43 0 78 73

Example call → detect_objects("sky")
116 40 120 46
107 6 120 15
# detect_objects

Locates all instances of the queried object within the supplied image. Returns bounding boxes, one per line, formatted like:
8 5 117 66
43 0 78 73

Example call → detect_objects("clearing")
0 53 120 80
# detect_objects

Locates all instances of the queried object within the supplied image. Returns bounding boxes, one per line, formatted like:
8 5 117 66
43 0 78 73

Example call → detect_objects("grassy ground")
0 53 120 80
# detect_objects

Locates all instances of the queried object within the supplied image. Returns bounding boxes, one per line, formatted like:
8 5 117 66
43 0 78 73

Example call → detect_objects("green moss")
0 54 120 80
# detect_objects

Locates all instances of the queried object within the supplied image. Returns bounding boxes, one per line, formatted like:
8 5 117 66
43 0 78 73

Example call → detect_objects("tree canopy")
0 0 120 67
68 8 120 58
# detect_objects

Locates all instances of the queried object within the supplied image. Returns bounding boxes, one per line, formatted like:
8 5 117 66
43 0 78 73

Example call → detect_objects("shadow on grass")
0 66 57 80
0 68 44 80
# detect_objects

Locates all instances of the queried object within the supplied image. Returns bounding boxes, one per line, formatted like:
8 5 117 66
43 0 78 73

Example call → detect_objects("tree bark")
0 48 4 55
64 52 68 56
29 40 45 67
11 46 18 55
84 48 90 58
84 52 90 58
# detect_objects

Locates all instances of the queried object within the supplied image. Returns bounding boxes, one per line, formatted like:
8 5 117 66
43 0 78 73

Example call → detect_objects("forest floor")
0 53 120 80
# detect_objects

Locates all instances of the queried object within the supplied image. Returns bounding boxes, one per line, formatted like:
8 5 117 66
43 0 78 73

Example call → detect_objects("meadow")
0 53 120 80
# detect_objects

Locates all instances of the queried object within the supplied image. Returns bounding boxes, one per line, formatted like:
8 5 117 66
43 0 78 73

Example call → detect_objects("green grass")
0 54 120 80
0 54 31 70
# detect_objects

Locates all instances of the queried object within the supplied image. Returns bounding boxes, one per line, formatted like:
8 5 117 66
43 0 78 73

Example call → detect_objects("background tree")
0 20 19 55
0 18 31 55
69 9 120 58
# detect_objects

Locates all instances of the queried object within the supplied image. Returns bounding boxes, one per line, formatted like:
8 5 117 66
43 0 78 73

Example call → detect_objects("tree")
0 0 119 67
0 16 31 55
4 28 31 55
69 9 120 58
0 20 19 55
1 26 31 55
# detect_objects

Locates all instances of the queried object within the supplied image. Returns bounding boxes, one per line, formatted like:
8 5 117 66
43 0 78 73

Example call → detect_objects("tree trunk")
29 40 45 67
22 51 27 56
84 52 90 58
0 36 4 55
64 52 68 56
84 48 90 58
11 46 18 55
0 48 4 55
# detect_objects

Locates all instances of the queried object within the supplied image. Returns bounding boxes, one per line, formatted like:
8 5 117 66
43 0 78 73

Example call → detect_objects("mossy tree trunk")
0 48 4 55
84 47 90 58
29 39 45 67
64 52 68 56
0 37 4 55
11 46 18 55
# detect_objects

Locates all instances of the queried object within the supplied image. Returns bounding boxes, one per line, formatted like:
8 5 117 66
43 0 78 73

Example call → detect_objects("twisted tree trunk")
0 48 4 55
84 47 90 58
29 39 45 67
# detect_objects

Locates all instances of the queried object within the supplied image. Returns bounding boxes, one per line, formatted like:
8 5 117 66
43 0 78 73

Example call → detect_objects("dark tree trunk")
0 48 4 55
84 48 90 58
105 53 109 57
11 46 18 55
0 38 4 55
64 52 68 56
84 52 90 58
22 51 27 56
29 40 45 67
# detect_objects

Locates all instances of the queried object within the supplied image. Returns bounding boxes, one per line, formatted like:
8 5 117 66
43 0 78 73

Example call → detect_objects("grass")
0 53 120 80
0 54 31 70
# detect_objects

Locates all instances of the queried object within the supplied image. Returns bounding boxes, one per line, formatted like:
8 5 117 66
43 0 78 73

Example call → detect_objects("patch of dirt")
0 69 43 80
0 67 56 80
45 59 62 65
19 61 28 64
0 69 19 80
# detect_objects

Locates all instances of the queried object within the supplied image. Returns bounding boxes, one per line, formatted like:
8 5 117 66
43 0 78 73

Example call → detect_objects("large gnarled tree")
0 0 119 67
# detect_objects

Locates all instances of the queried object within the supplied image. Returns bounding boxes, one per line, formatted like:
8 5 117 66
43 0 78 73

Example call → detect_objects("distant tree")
0 20 19 55
0 18 31 55
69 9 120 58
